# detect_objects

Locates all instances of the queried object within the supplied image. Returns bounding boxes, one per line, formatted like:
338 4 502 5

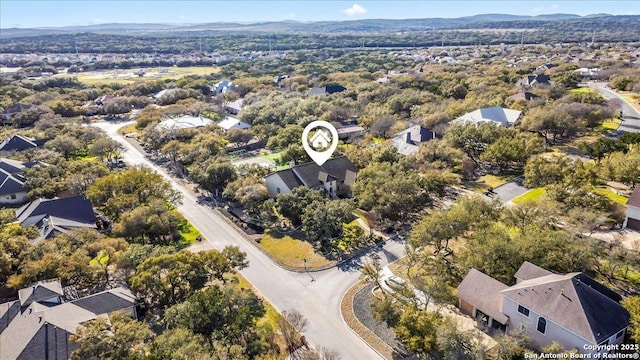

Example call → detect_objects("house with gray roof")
0 158 44 205
264 156 357 198
624 186 640 231
457 262 630 354
517 74 552 88
16 195 97 243
1 103 35 126
0 135 46 152
307 85 347 97
0 279 137 360
452 106 522 127
390 125 436 156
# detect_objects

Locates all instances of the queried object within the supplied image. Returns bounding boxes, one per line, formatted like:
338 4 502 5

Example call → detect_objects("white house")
156 115 214 131
0 158 40 205
217 116 251 131
624 186 640 230
457 262 630 355
452 106 522 127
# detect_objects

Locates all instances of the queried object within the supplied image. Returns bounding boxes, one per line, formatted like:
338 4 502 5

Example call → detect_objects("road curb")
339 281 397 360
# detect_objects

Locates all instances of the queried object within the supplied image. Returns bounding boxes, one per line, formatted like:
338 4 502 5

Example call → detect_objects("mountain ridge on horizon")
1 12 636 40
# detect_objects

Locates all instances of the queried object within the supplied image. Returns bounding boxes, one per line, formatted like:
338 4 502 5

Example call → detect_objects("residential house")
0 279 138 360
225 99 244 116
390 125 436 156
217 116 251 131
156 115 214 131
452 107 522 127
336 124 366 142
457 262 630 354
517 74 552 88
0 135 46 152
93 94 117 106
508 90 540 102
152 88 180 100
264 156 357 198
211 80 237 95
624 186 640 230
536 63 557 72
1 103 35 126
273 75 289 87
307 85 347 97
16 195 97 243
575 67 602 79
0 158 43 205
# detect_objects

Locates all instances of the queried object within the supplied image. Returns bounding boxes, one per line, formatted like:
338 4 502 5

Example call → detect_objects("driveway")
92 120 407 359
493 178 529 204
589 82 640 135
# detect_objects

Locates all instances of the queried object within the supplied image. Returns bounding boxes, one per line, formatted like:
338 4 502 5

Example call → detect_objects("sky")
1 1 639 29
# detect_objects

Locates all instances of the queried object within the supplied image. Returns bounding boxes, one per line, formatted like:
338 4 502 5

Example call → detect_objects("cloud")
342 3 367 16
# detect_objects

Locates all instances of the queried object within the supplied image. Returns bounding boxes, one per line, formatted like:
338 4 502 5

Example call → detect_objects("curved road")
93 121 406 360
589 82 640 135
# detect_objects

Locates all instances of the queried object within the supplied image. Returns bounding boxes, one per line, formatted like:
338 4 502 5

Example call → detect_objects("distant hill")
0 12 618 38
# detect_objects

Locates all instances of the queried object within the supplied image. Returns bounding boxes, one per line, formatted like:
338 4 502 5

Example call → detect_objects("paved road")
93 121 406 360
493 180 528 204
589 82 640 135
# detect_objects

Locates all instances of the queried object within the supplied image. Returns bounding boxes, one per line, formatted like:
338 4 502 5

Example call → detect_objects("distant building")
390 125 436 156
336 124 366 142
517 74 552 88
0 279 138 360
224 99 244 116
264 156 357 198
1 103 35 126
452 107 522 127
156 115 214 131
152 88 180 100
307 85 347 97
211 80 237 95
457 262 629 355
217 116 251 131
508 90 540 102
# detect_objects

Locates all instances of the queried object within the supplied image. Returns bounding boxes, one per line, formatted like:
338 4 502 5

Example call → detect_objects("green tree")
90 138 125 161
190 159 238 194
71 311 154 360
164 284 265 354
150 328 212 360
396 307 442 356
45 135 83 159
301 199 355 244
622 296 640 344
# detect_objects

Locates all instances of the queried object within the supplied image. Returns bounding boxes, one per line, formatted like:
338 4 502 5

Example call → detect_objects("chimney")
405 131 412 144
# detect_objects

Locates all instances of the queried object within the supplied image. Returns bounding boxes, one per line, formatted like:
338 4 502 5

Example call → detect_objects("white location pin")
302 120 339 166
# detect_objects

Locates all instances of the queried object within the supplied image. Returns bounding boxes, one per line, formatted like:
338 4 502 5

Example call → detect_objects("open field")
60 66 220 85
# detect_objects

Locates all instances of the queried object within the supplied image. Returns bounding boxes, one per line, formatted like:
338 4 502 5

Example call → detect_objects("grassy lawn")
569 87 599 95
259 152 290 171
601 118 622 131
89 250 110 266
466 174 512 192
117 123 138 135
67 66 220 86
259 233 331 268
594 187 628 205
512 187 546 204
175 213 201 248
372 137 385 144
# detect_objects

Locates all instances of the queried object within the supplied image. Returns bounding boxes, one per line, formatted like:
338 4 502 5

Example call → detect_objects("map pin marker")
302 120 339 166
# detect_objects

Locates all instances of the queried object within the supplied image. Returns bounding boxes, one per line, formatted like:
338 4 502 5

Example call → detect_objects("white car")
379 274 406 295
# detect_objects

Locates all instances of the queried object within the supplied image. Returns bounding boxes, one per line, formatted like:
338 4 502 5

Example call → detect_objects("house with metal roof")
457 261 630 354
452 106 522 127
156 115 214 131
217 116 251 131
264 156 357 198
0 279 137 360
307 85 347 97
